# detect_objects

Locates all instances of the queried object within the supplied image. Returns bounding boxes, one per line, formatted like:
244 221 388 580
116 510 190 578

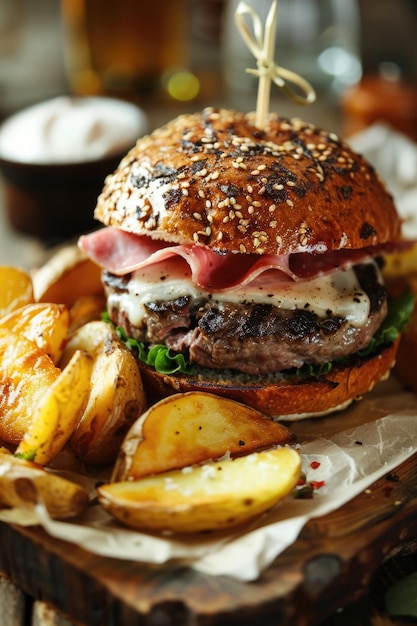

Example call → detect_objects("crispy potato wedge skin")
113 392 294 481
99 447 301 533
0 266 34 318
0 329 61 444
33 245 103 308
0 302 70 363
15 350 93 466
0 452 89 519
60 321 146 465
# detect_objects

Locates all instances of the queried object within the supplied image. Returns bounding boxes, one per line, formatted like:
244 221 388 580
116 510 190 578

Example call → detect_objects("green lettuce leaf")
101 311 193 375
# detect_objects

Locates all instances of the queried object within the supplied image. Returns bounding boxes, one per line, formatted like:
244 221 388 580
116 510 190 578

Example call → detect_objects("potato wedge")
0 302 70 363
99 447 301 533
383 242 417 282
33 245 103 308
0 266 34 318
15 350 93 466
0 329 60 444
68 294 106 334
60 321 146 465
0 452 89 519
113 392 294 481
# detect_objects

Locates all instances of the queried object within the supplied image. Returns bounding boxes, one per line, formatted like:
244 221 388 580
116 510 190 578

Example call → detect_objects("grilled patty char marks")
103 263 387 376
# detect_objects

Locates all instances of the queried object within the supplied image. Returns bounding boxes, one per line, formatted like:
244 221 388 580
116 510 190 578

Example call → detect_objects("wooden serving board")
1 377 417 626
0 450 416 626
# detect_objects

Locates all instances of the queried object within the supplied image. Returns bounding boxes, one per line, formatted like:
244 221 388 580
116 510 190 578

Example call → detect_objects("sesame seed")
300 235 308 246
217 231 223 241
248 206 255 214
276 235 283 244
205 200 212 209
193 212 202 220
286 199 294 206
222 216 229 223
198 190 205 198
205 226 212 236
247 185 253 193
287 181 296 187
240 244 247 253
251 169 260 175
269 204 276 212
182 188 189 196
212 171 220 180
252 201 261 207
269 220 277 228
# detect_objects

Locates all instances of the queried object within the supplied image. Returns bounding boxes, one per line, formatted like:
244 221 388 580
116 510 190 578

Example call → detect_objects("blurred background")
0 0 416 264
1 0 416 129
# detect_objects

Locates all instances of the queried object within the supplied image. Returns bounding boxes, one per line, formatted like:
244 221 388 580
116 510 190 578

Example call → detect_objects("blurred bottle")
60 0 190 99
221 0 362 100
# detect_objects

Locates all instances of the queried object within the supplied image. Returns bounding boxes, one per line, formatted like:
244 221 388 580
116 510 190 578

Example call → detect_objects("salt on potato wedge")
113 392 295 481
0 328 61 444
15 350 93 466
0 266 34 318
0 302 70 363
60 321 146 465
98 447 301 533
33 245 103 309
0 451 89 520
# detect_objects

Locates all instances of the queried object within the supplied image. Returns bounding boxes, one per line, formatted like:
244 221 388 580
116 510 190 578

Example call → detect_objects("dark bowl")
0 151 125 242
0 96 148 243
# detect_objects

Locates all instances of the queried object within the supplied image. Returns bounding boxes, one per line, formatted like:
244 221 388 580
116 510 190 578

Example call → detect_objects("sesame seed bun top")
94 107 401 256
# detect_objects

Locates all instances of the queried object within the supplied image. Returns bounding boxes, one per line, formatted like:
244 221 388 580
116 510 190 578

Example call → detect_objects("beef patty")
103 263 387 376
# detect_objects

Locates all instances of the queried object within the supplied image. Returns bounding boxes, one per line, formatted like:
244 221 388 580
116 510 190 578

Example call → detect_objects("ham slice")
79 227 405 292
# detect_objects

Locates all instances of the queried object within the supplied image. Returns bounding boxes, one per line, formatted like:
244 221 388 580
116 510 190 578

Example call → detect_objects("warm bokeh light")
166 71 200 101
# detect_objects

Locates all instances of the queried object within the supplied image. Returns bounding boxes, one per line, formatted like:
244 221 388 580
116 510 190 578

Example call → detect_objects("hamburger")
79 107 412 420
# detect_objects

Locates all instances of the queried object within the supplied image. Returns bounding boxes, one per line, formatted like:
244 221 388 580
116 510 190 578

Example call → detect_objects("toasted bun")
137 340 400 421
95 107 401 256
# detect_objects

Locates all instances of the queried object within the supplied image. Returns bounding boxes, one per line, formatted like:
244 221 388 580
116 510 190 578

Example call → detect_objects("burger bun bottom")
138 340 400 421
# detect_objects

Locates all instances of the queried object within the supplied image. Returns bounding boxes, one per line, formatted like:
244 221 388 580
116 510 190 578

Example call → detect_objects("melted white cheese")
108 258 379 329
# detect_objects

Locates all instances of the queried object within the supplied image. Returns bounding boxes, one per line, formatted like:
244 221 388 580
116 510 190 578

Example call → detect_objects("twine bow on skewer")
235 0 316 129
